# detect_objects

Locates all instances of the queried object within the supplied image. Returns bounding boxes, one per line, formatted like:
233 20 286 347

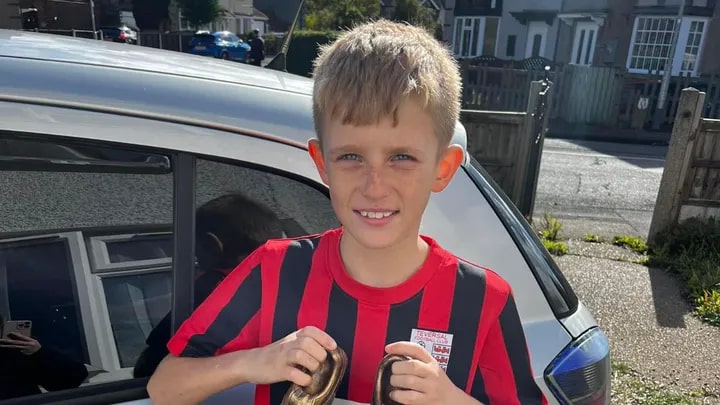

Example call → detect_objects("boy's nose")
361 167 389 199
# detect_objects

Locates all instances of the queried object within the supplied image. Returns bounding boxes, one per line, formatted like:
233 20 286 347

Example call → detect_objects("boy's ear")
432 145 464 193
308 139 330 185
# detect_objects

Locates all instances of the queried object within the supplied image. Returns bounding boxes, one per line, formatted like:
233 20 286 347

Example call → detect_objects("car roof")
0 29 468 150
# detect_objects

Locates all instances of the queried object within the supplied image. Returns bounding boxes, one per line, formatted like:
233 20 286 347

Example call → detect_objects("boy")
148 19 546 405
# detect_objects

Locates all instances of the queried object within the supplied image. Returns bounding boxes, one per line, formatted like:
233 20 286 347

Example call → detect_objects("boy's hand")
245 326 337 387
384 342 465 405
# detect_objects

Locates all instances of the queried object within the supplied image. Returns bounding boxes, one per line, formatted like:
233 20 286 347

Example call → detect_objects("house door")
571 21 598 65
525 21 548 58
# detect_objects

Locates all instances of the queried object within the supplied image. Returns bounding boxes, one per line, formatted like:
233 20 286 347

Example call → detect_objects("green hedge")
285 30 340 77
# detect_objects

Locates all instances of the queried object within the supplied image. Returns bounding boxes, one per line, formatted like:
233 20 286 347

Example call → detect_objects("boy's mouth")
354 210 399 219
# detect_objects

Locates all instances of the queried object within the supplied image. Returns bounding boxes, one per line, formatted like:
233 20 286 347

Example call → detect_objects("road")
533 139 667 239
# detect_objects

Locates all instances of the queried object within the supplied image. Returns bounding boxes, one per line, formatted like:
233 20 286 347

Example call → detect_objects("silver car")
0 30 610 405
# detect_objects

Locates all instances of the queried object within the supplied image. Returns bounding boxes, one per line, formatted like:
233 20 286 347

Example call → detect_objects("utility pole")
89 0 97 39
653 0 686 130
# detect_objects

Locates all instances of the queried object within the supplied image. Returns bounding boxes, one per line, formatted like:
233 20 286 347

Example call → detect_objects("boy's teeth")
360 211 393 219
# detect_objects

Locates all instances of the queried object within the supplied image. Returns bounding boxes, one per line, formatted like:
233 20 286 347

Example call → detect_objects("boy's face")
308 99 464 250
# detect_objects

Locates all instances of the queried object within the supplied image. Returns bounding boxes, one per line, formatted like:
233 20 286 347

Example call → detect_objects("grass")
611 362 705 404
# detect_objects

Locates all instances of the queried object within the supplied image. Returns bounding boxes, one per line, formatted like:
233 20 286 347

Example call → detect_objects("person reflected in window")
0 314 89 400
133 193 285 378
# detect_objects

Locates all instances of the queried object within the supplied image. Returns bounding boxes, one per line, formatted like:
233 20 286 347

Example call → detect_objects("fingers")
390 374 426 393
385 341 433 363
286 365 313 387
7 333 31 341
0 343 27 350
391 359 432 378
389 388 423 404
297 326 336 351
288 347 321 373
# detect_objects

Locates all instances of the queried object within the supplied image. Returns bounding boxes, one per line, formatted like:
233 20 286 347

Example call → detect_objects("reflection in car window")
0 135 174 401
196 159 339 236
130 157 340 378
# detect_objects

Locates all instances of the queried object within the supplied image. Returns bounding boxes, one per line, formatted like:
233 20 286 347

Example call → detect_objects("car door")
0 99 337 405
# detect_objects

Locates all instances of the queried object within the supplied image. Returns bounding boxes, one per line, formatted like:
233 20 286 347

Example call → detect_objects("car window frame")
0 134 188 405
464 156 579 319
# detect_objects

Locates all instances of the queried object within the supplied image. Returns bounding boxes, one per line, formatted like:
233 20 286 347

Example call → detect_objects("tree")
132 0 171 31
178 0 226 30
304 0 381 31
391 0 439 35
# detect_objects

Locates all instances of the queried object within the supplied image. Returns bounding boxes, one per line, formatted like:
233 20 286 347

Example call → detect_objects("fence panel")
649 88 720 242
461 80 552 218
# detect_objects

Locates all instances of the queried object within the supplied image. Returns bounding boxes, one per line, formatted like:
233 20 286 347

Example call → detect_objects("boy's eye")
338 153 360 161
393 154 415 161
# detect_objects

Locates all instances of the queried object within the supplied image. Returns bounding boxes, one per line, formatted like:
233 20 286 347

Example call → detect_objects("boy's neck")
338 231 430 288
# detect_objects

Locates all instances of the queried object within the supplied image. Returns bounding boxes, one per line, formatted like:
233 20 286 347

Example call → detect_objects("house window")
453 17 499 58
506 35 517 57
681 20 705 74
627 16 708 76
571 21 598 65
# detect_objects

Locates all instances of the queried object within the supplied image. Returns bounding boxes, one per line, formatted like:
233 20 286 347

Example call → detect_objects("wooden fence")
649 87 720 242
460 60 720 132
461 80 552 218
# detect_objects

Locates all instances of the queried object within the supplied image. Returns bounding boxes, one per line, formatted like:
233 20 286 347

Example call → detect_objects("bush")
650 218 720 324
285 30 340 77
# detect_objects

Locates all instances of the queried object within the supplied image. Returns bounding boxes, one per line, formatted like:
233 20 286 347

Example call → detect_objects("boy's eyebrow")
328 144 426 156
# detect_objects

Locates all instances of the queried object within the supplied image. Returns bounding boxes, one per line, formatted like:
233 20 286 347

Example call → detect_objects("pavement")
533 139 720 401
556 243 720 399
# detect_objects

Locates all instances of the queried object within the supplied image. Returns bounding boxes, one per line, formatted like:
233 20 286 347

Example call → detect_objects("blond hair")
311 19 462 148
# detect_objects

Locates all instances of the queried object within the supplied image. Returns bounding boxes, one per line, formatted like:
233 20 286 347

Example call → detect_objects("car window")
0 134 174 401
106 156 339 380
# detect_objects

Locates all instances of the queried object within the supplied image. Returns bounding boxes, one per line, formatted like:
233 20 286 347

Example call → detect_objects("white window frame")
525 21 549 58
0 230 175 385
626 15 709 76
452 16 499 58
0 232 116 380
570 21 599 65
88 232 173 273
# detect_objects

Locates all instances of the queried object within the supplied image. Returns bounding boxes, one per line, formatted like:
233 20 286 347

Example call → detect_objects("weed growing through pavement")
649 218 720 327
584 233 605 243
538 213 568 256
612 235 648 254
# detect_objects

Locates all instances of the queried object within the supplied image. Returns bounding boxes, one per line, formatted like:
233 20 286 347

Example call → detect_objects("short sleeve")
167 245 267 358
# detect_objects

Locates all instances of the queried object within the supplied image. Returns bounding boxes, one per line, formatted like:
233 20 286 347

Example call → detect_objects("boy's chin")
343 222 410 251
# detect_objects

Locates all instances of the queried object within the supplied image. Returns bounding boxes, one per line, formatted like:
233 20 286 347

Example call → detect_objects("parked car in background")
0 29 610 405
188 31 251 62
99 25 138 44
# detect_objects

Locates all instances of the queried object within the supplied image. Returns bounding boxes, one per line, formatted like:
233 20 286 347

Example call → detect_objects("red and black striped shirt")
167 228 546 405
